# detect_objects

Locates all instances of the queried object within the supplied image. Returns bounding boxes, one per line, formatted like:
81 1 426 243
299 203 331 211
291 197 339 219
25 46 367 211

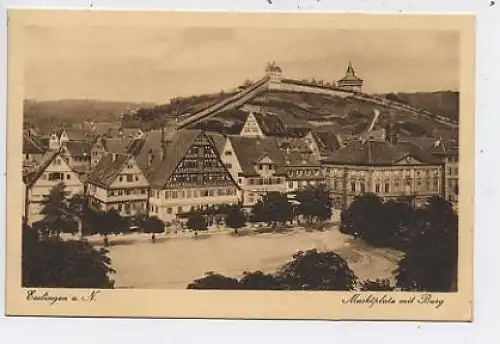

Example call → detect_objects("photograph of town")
20 21 460 293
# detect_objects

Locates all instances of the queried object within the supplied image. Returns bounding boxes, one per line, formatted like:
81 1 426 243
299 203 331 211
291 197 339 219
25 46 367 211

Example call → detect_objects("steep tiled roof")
147 129 202 188
23 150 59 187
23 134 46 154
398 136 436 151
207 132 227 154
63 141 91 157
253 113 287 136
229 136 286 176
87 153 133 188
103 137 132 153
60 128 87 141
311 130 342 153
322 140 442 166
427 139 459 157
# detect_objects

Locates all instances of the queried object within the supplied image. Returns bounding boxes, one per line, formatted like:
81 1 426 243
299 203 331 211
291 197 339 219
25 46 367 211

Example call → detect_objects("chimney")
147 149 154 167
390 134 399 145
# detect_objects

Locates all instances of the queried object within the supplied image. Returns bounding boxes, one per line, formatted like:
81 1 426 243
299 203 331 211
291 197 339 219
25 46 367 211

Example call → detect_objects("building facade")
87 153 150 217
221 136 287 208
23 150 84 225
147 130 239 223
322 138 444 209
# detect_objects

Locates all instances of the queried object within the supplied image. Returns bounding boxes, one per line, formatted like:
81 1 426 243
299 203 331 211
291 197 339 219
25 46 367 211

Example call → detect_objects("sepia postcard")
5 10 475 321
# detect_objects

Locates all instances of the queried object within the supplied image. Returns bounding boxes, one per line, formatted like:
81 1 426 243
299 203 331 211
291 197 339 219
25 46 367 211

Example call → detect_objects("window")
384 183 390 193
109 190 115 197
167 208 172 214
351 182 356 192
202 190 209 197
225 151 232 156
258 165 263 171
164 191 169 199
238 178 242 184
127 175 133 182
177 206 182 214
135 175 139 181
180 191 185 198
288 181 293 188
194 190 200 197
141 189 146 195
360 183 366 193
225 163 232 169
375 184 380 193
171 191 178 199
187 190 192 198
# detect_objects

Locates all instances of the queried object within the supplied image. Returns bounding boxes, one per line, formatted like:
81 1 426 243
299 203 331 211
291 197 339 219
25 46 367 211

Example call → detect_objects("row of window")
247 177 284 186
287 180 317 189
108 188 147 197
338 179 440 193
118 174 141 183
288 169 322 177
153 188 237 200
150 203 236 216
41 172 72 181
108 201 146 214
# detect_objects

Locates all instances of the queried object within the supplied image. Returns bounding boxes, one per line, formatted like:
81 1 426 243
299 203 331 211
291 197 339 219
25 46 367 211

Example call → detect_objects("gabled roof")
228 136 286 176
23 150 60 187
23 134 46 154
207 132 227 154
58 128 87 141
146 129 203 188
310 130 342 153
63 141 91 157
103 137 132 154
322 140 442 166
87 153 135 188
253 112 287 136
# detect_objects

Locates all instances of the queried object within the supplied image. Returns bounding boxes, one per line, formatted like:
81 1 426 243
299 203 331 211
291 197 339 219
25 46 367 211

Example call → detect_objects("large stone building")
322 135 444 209
428 139 459 204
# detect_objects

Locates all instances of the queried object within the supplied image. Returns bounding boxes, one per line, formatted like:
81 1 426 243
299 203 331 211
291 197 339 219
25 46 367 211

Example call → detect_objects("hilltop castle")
265 60 364 92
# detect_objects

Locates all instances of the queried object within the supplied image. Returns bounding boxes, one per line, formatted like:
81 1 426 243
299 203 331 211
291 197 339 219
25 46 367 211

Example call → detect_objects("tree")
239 271 283 290
187 271 241 290
186 213 208 238
37 183 79 238
295 184 333 224
225 205 246 234
382 200 414 248
340 193 384 241
276 249 357 290
250 192 293 229
394 196 458 291
86 209 128 246
360 278 395 291
22 223 115 288
144 216 164 243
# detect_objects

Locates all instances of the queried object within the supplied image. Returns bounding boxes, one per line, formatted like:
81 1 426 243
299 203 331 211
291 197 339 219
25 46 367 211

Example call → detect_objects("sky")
24 26 459 104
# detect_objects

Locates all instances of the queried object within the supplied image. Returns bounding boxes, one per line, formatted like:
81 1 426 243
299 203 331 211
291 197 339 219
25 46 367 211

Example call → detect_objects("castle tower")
266 61 282 83
337 60 363 92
